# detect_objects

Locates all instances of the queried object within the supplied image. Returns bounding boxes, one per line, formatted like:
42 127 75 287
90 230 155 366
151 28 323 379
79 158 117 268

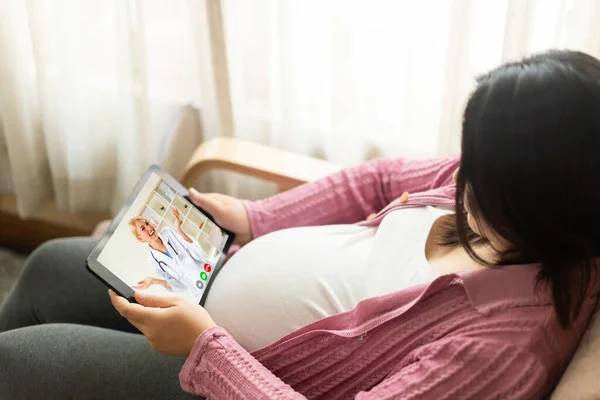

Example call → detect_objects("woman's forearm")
243 155 460 239
176 227 193 243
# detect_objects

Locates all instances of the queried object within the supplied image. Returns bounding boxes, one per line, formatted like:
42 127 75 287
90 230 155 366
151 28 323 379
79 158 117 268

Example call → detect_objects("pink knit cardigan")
179 156 599 399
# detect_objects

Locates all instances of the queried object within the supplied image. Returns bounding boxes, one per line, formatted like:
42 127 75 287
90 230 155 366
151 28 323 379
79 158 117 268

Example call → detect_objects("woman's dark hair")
447 50 600 327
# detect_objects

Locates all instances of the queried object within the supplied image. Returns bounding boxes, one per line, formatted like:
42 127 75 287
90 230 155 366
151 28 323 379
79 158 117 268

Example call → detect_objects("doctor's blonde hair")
128 216 149 238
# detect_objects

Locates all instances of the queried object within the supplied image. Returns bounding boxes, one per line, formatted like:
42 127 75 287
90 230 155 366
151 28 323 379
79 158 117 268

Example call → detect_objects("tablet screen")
96 172 229 303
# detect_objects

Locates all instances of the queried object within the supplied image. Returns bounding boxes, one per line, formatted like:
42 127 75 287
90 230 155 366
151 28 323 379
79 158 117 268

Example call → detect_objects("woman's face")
453 168 509 251
135 220 157 243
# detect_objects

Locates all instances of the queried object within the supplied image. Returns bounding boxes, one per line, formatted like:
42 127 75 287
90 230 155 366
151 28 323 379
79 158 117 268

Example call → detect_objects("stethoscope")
150 241 183 275
167 242 184 261
150 241 205 290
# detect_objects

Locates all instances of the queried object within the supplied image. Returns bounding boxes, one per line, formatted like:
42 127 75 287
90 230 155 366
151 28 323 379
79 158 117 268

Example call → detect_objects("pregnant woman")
1 50 600 399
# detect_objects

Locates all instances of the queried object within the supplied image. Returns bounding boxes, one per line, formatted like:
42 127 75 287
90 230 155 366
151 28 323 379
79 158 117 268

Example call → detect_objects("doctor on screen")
127 208 212 301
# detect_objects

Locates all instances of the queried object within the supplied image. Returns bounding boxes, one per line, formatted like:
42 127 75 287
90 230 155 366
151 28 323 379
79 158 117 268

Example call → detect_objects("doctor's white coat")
147 226 211 302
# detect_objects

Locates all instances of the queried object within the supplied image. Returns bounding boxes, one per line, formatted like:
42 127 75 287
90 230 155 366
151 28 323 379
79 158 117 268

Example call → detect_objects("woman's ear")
453 168 459 183
137 236 145 243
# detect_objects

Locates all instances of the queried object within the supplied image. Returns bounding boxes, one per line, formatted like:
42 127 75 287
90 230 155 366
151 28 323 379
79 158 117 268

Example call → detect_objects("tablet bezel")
85 165 236 305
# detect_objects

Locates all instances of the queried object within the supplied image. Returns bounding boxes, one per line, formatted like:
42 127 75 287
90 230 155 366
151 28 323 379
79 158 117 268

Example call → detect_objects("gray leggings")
0 238 199 400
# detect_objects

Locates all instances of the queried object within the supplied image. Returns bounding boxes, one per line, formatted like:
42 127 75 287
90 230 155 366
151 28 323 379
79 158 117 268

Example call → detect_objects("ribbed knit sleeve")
243 155 459 239
180 329 547 400
358 337 547 400
179 327 305 400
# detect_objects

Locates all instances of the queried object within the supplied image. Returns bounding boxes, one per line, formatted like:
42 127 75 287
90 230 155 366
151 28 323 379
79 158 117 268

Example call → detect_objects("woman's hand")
172 207 193 243
132 277 171 290
109 290 217 357
132 277 154 290
172 208 182 229
188 188 252 245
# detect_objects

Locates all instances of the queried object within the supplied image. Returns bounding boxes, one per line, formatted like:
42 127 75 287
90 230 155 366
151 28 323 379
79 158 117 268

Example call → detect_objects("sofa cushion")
551 300 600 399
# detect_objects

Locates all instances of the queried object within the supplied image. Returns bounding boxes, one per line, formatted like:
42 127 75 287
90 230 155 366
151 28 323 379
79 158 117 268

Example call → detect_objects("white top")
204 206 452 352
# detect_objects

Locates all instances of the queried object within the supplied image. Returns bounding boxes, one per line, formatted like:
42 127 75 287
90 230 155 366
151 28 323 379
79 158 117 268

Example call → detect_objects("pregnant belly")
203 224 375 352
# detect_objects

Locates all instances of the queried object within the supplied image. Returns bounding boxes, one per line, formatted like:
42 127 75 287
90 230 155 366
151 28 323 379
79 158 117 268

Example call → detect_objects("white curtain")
0 0 214 216
2 0 600 216
222 0 600 163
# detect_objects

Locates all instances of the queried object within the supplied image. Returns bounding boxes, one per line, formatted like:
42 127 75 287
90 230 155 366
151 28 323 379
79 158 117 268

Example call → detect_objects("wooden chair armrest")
92 219 112 238
181 137 341 191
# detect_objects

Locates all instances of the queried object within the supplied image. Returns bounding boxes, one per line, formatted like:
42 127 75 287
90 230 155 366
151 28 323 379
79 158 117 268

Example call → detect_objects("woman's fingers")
133 279 148 289
188 188 223 218
134 290 180 308
172 208 181 222
132 283 147 289
109 290 151 325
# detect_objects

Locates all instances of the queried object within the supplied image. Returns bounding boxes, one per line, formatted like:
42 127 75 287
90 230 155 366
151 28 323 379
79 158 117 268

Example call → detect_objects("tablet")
86 165 235 306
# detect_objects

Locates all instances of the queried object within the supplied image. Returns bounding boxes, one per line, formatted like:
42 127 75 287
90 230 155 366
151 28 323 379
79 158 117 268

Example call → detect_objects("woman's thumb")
134 291 179 308
189 188 222 216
